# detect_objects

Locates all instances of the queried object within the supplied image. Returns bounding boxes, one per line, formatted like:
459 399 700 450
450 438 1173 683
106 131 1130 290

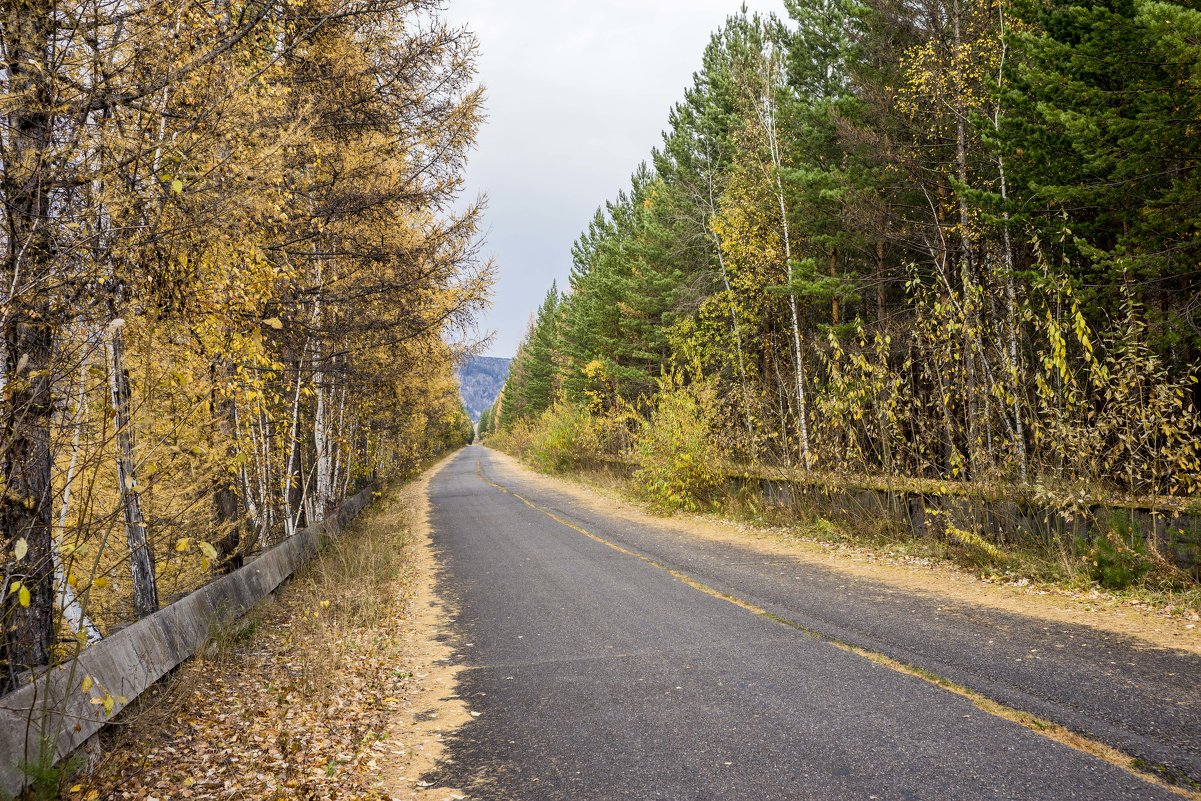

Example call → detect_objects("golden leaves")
73 492 423 801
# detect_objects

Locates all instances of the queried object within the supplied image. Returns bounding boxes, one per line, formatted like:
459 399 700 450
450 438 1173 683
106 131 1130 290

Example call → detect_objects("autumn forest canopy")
485 0 1201 514
0 0 485 688
3 0 1201 706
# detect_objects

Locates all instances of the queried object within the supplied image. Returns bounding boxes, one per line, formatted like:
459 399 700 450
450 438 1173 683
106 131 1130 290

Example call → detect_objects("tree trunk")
254 404 274 546
830 250 840 325
1 324 57 682
760 58 812 468
329 382 348 508
991 3 1029 484
952 0 980 479
211 362 245 572
1 0 59 682
107 321 158 618
282 351 305 538
57 358 102 643
312 353 336 522
875 240 887 330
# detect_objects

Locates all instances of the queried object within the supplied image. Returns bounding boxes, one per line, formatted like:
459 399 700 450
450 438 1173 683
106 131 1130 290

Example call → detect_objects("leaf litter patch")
72 457 470 801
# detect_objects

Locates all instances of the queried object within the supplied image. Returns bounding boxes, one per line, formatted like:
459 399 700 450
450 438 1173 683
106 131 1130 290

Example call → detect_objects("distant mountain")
457 356 511 422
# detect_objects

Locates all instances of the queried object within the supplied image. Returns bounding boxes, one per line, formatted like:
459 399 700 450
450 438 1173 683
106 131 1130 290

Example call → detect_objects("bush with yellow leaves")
633 374 725 512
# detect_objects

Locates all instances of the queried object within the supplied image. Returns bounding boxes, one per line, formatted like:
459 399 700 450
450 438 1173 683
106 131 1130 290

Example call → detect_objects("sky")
444 0 787 358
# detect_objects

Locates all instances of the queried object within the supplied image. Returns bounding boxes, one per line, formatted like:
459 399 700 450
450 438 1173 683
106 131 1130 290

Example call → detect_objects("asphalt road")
424 446 1199 800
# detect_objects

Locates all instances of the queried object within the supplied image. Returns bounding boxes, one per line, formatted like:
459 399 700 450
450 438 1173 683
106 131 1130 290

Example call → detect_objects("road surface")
423 446 1199 800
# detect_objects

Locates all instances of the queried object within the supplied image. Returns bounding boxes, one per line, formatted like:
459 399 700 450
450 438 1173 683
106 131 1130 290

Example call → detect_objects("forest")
484 0 1201 516
0 0 485 691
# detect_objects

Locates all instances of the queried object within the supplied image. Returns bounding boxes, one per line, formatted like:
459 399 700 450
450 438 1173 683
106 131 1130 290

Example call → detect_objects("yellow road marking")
474 460 1200 799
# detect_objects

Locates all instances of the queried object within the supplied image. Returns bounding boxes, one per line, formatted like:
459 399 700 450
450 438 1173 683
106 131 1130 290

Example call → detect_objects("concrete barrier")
0 482 379 797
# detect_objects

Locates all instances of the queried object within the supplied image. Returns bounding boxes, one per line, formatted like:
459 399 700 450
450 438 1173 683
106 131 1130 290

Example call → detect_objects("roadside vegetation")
0 0 484 693
478 0 1201 610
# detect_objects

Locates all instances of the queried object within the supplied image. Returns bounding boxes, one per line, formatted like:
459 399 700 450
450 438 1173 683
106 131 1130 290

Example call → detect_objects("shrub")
633 375 724 512
486 417 536 459
1086 516 1155 590
525 402 602 473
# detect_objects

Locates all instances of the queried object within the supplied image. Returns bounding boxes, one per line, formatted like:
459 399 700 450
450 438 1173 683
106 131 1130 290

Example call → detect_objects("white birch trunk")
329 383 348 507
757 45 812 467
253 404 274 547
56 360 101 643
106 319 158 618
281 350 305 538
992 4 1029 483
231 399 261 535
952 0 980 478
312 355 333 522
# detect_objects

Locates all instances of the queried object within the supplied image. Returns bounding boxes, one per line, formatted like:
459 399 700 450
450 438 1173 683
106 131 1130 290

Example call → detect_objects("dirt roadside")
483 449 1201 656
375 458 471 801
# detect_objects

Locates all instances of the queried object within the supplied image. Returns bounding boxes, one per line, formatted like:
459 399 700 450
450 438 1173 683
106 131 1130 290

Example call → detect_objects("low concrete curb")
0 482 379 797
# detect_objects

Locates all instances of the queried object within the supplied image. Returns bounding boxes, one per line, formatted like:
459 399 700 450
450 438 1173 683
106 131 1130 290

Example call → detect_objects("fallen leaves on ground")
70 478 447 801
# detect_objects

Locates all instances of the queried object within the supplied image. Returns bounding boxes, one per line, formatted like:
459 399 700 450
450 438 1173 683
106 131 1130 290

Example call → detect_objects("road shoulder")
483 448 1201 656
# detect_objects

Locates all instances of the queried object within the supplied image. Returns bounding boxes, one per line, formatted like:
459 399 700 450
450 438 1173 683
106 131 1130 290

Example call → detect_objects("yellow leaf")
175 538 191 553
69 784 82 793
263 317 284 330
81 675 93 693
170 178 184 194
87 790 99 801
198 541 218 560
13 538 27 560
8 580 21 594
102 694 114 715
18 586 30 607
94 576 110 589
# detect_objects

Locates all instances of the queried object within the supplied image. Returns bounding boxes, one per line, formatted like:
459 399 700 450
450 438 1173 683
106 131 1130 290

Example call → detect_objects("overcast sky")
445 0 787 358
